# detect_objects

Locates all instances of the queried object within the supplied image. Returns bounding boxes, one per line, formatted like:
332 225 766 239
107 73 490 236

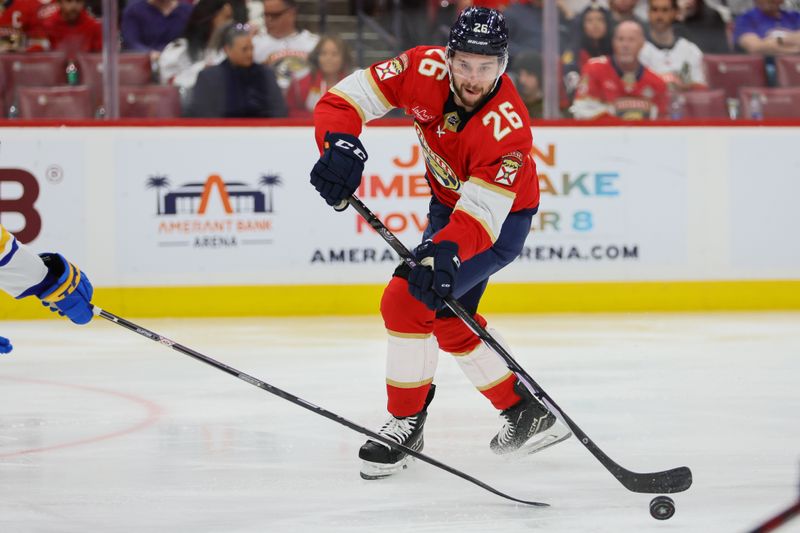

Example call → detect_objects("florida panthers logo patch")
494 152 523 186
375 53 408 81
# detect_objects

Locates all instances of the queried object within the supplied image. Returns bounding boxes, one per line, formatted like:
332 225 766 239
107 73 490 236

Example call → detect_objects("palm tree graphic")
146 175 171 215
259 174 282 213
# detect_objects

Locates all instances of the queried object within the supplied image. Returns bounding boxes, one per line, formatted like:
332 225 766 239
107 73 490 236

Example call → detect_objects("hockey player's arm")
433 178 515 262
0 225 94 324
313 50 413 150
311 50 416 207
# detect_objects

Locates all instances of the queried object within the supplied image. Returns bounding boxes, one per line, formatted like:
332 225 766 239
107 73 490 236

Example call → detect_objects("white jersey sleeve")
0 225 48 298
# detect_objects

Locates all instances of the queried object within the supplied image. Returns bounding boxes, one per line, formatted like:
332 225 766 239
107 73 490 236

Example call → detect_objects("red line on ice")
0 376 163 458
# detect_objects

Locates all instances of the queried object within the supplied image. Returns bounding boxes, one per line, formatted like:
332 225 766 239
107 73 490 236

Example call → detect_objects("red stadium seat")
76 52 153 109
703 54 767 100
119 85 181 118
17 86 93 119
0 52 67 111
776 56 800 87
681 89 729 119
739 87 800 119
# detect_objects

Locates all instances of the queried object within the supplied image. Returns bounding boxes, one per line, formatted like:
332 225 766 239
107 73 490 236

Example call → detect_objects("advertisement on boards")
112 126 691 285
0 135 86 260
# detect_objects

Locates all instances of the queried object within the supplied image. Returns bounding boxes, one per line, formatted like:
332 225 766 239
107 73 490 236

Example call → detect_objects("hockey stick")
344 194 693 495
747 500 800 533
93 306 547 507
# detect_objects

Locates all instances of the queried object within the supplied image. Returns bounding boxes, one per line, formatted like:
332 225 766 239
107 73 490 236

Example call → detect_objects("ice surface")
1 312 799 532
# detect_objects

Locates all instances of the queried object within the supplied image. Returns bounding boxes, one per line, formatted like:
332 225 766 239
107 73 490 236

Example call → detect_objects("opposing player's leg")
359 272 439 479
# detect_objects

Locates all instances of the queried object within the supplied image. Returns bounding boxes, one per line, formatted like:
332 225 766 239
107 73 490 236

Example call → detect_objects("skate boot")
359 385 436 480
490 381 571 456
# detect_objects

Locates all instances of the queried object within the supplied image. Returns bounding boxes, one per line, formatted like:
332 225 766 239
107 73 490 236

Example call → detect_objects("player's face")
449 51 502 110
648 0 676 32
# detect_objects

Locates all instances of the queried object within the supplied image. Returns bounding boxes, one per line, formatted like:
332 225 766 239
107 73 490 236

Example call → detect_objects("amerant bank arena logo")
147 173 281 249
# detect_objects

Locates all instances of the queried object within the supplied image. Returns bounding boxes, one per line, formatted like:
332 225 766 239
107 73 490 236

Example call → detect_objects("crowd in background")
0 0 799 119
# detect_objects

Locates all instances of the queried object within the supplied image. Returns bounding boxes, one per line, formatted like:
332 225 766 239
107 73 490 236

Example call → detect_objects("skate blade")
496 422 572 459
359 456 414 480
519 422 572 457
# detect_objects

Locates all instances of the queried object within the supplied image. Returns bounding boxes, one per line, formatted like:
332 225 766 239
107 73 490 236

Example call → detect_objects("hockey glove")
407 240 460 311
0 336 11 354
310 132 368 210
37 253 94 325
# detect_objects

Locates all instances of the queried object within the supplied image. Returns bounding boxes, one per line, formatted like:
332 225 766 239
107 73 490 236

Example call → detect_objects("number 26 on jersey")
483 101 523 141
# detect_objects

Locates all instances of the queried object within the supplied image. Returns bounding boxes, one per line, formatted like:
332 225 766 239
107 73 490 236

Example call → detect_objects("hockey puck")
649 495 675 520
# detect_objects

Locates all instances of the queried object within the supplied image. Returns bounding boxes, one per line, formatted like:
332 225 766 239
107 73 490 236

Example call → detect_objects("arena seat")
0 52 67 112
76 52 152 110
17 86 93 119
775 56 800 87
119 85 181 118
681 89 729 119
739 87 800 119
703 55 767 100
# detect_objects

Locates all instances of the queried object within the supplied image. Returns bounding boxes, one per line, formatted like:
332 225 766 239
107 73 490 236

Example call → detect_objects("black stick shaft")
347 194 692 495
95 307 547 507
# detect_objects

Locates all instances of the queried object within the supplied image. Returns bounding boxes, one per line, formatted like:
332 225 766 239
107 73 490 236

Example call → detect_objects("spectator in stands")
733 0 800 54
253 0 320 91
187 22 287 118
121 0 193 63
42 0 101 55
159 0 233 106
512 50 545 119
676 0 732 53
505 0 572 59
562 4 613 97
610 0 647 25
0 0 53 52
571 20 668 119
285 34 353 118
640 0 707 89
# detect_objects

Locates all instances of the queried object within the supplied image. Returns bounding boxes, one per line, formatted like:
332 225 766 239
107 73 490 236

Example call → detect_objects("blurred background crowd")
0 0 798 119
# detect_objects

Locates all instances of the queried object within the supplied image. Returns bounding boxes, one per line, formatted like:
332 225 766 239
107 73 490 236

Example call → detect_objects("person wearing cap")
308 6 571 479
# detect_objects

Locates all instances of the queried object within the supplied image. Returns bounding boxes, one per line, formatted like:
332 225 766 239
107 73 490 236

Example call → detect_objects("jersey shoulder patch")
374 53 409 81
494 151 524 187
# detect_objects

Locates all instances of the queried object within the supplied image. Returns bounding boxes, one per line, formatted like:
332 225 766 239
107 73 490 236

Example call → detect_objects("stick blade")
618 466 693 494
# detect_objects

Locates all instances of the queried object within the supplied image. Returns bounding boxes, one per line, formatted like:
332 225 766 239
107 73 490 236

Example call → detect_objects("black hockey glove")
407 240 460 311
310 132 368 210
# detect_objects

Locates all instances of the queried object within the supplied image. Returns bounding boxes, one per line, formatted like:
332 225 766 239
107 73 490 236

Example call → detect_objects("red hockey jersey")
314 46 539 262
42 9 102 54
571 56 668 120
0 0 56 51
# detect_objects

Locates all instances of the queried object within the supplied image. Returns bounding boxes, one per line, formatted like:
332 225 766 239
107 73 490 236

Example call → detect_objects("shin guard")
381 276 438 417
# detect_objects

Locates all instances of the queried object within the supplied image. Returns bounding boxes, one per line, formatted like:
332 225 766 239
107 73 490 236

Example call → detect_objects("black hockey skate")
359 385 436 480
490 381 571 456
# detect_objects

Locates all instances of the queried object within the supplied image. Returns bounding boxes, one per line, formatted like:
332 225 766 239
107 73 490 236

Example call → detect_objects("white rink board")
0 125 798 287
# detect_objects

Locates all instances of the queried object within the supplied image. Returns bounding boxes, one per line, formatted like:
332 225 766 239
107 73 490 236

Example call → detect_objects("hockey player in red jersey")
310 7 570 479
